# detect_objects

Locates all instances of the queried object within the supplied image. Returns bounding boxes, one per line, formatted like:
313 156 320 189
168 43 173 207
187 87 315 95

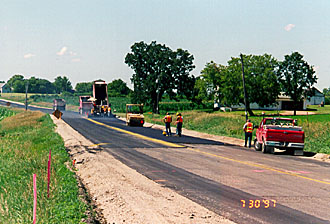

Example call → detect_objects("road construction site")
1 99 330 224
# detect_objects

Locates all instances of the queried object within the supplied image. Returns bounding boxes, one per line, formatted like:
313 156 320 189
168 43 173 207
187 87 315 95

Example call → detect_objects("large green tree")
75 82 93 94
108 79 131 97
277 52 317 115
125 41 195 113
200 61 226 103
53 76 73 94
222 54 280 116
192 77 210 105
7 74 25 92
27 77 55 93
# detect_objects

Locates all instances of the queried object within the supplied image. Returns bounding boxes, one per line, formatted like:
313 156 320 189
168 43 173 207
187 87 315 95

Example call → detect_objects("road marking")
85 118 184 148
89 143 111 147
253 170 266 173
187 147 330 185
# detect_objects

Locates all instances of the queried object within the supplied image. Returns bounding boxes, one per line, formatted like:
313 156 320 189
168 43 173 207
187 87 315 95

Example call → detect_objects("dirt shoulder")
51 115 234 224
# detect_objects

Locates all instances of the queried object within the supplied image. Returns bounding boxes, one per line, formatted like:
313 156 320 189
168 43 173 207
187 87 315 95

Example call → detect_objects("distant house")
217 87 324 111
305 87 325 106
0 83 11 94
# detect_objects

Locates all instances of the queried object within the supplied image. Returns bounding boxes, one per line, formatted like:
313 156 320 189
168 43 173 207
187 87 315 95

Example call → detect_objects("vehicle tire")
254 139 261 151
262 141 268 154
262 141 274 154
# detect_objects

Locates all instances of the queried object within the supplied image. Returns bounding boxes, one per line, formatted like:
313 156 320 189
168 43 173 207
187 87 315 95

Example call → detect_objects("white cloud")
57 46 68 56
72 58 81 62
24 53 36 59
56 47 78 57
284 24 295 31
4 26 7 31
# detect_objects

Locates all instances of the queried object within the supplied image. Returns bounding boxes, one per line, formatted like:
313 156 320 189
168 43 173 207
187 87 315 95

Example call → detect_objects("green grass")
0 107 16 122
0 107 87 223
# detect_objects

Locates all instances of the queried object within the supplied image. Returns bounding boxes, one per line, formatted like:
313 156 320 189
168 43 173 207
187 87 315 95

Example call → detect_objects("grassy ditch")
0 107 87 223
144 108 330 154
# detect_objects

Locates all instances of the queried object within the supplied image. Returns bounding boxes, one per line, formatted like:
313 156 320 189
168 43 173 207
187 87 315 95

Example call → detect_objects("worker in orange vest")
163 112 172 136
243 119 254 148
176 112 183 137
107 106 111 117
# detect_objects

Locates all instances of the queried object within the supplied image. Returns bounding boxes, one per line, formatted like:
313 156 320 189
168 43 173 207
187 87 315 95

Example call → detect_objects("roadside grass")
0 107 16 121
0 107 87 223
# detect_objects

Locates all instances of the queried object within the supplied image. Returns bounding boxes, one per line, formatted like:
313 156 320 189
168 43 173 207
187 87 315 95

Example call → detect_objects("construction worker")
107 106 111 117
243 119 254 148
163 112 172 136
176 112 183 137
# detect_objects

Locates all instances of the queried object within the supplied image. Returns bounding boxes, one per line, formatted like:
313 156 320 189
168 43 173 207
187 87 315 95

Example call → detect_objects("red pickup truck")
254 117 304 155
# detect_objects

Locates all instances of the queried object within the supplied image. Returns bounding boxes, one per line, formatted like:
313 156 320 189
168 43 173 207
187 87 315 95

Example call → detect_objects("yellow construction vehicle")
126 104 144 126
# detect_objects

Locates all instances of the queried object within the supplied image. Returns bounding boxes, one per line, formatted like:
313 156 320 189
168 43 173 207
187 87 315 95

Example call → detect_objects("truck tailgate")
265 126 304 143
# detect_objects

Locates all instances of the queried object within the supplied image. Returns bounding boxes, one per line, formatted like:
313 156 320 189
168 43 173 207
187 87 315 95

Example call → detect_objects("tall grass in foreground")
0 107 16 121
0 108 86 223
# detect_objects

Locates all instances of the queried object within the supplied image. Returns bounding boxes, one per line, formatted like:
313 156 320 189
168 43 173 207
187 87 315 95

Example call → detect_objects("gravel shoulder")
51 115 234 224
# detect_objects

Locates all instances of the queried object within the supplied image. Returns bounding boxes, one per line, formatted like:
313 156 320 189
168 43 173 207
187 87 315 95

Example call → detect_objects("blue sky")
1 0 330 90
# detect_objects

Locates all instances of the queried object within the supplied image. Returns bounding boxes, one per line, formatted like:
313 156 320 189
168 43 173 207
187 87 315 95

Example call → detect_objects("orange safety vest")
246 122 253 133
164 115 172 123
177 116 183 123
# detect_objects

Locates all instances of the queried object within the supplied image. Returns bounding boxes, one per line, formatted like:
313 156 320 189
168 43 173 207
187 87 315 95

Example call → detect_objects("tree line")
4 75 131 97
196 52 317 116
6 75 73 94
125 41 317 115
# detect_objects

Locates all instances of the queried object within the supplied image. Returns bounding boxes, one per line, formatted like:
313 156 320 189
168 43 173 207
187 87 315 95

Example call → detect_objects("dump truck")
79 96 93 115
53 98 66 111
90 80 111 116
126 104 144 126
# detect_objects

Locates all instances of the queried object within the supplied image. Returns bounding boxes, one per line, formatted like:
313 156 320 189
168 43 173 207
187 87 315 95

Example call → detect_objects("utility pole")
25 81 29 111
240 53 248 121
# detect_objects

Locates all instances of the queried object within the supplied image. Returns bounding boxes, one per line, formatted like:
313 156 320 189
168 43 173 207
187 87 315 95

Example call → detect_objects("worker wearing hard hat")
176 112 183 137
163 112 172 136
243 119 254 148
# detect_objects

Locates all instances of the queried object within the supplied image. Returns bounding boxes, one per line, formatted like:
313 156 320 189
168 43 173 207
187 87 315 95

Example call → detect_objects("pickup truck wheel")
262 141 274 154
254 139 261 151
262 141 268 154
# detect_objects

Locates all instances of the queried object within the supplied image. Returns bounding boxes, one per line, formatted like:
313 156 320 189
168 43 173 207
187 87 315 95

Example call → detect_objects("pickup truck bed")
254 118 304 155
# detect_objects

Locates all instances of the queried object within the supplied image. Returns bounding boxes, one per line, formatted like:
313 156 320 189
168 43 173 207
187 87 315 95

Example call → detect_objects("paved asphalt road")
2 100 330 224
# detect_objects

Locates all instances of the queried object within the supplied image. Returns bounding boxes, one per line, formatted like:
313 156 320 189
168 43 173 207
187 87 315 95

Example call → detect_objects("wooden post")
240 54 248 121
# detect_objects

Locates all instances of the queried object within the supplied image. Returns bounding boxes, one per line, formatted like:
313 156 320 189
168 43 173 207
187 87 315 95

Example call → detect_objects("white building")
0 83 11 94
